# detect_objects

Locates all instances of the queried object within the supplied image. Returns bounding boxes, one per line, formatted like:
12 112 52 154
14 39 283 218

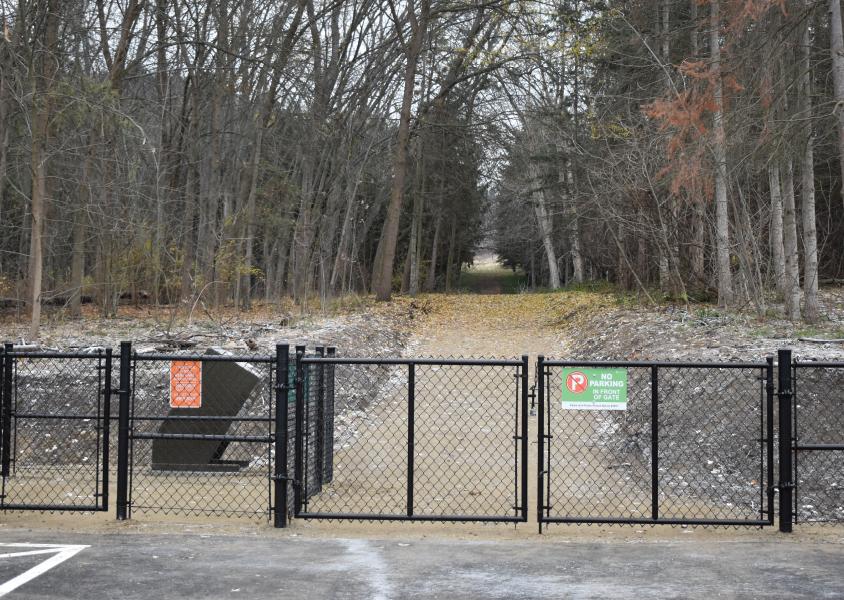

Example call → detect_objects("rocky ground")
559 287 844 524
562 287 844 363
0 297 419 358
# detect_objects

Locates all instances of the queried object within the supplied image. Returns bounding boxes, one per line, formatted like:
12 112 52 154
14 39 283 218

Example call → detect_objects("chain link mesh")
299 358 524 520
792 364 844 524
128 352 274 519
1 353 107 510
542 363 768 524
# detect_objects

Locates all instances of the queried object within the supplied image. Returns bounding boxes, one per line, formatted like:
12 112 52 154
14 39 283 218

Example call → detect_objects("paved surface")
0 529 843 599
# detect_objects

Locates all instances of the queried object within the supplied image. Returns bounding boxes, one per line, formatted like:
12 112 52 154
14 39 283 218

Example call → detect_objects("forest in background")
1 0 843 339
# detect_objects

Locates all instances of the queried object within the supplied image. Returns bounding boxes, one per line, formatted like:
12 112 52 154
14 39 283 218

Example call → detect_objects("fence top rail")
298 356 524 367
543 359 769 369
132 352 275 363
3 350 107 359
794 361 844 368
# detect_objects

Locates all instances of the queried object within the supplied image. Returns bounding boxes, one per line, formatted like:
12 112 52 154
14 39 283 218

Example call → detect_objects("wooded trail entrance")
0 344 841 532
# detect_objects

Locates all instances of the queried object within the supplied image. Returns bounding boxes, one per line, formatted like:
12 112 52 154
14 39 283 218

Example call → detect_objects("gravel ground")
560 288 844 524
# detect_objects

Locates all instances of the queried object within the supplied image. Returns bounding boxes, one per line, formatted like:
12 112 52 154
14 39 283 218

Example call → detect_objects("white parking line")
0 543 89 597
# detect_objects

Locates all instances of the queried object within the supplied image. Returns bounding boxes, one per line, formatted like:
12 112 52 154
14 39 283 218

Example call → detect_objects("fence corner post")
777 348 794 533
116 340 132 520
274 343 290 528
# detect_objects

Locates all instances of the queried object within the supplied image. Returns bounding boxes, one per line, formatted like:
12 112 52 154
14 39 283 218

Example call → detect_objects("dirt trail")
408 293 564 358
3 291 842 543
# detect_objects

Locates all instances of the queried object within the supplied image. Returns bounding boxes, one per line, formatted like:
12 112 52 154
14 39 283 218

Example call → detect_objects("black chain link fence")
792 363 844 524
4 342 843 532
1 350 109 511
540 360 772 527
295 356 527 522
127 351 275 519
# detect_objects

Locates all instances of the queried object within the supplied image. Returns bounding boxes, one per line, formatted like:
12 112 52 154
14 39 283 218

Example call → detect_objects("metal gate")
294 355 529 523
1 345 110 511
121 345 277 519
788 358 844 525
537 357 774 529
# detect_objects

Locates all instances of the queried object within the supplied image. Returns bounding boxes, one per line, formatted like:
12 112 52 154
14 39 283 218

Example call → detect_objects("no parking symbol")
565 371 589 394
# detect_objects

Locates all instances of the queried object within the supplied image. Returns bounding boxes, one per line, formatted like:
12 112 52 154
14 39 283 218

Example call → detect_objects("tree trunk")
782 159 801 320
711 0 733 307
445 218 457 292
768 164 785 294
239 126 264 311
28 144 46 340
180 163 198 303
408 152 425 297
424 211 442 292
530 165 561 289
829 0 844 208
27 0 60 340
69 157 89 318
800 8 819 322
372 0 430 301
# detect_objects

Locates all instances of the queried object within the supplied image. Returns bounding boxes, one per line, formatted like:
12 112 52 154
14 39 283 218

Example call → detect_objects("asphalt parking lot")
1 528 843 599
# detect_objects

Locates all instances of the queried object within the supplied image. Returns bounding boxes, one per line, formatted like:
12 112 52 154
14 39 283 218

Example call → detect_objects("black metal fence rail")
538 357 774 530
789 357 844 526
294 355 529 523
1 344 110 511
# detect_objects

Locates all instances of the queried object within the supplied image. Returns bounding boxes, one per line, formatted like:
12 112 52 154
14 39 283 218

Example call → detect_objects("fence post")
116 341 131 520
325 347 336 483
293 345 306 516
315 346 325 492
101 347 112 511
520 355 529 522
1 343 12 480
651 365 659 521
274 344 289 528
407 363 415 517
777 348 794 533
536 355 545 533
765 356 775 524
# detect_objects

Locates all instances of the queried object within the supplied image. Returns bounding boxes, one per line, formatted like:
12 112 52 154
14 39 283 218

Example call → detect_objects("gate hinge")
776 482 795 491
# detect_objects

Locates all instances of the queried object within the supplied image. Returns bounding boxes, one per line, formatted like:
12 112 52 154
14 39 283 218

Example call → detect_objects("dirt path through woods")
3 292 841 544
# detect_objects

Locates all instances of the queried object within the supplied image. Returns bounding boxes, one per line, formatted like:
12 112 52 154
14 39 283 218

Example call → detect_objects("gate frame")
116 341 278 521
292 355 530 523
1 343 111 512
537 356 775 531
786 351 844 530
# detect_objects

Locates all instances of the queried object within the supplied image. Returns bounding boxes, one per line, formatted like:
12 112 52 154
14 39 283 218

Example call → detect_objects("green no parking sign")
561 368 628 410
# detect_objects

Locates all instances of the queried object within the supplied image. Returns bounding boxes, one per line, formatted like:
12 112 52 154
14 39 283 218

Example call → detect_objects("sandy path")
3 290 841 543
